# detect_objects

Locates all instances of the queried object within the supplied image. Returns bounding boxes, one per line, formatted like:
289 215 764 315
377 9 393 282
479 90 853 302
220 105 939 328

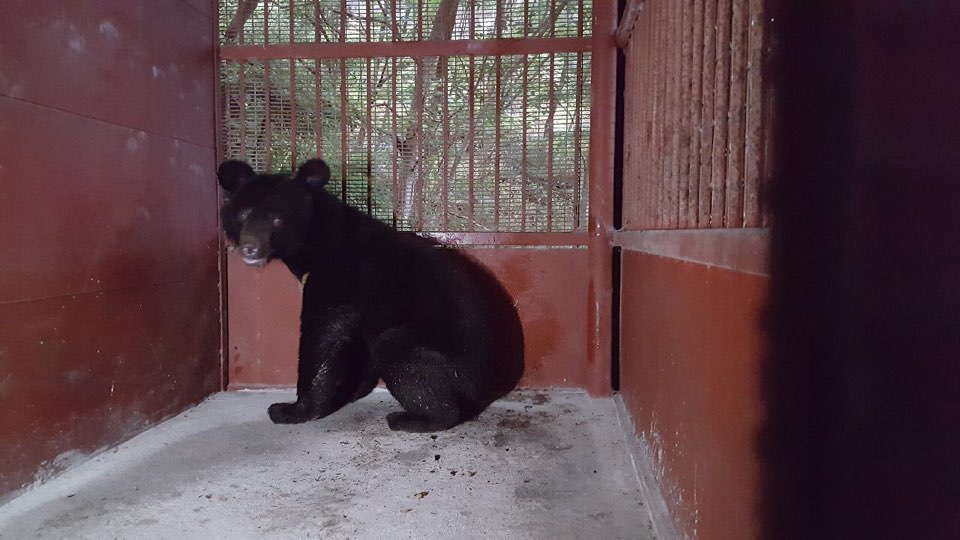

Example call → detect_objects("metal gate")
217 1 616 393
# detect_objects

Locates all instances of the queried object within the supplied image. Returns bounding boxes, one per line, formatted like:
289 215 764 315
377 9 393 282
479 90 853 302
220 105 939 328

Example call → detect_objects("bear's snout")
239 244 262 259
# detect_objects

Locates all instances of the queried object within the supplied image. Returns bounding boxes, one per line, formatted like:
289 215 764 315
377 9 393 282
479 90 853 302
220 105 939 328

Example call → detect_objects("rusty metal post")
586 0 617 395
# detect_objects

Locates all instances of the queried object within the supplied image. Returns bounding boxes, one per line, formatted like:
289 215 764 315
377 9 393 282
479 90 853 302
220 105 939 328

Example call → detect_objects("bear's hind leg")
378 344 466 432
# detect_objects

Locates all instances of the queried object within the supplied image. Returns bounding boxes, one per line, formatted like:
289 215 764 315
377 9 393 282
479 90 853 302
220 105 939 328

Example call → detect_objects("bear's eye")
272 217 283 227
238 208 252 221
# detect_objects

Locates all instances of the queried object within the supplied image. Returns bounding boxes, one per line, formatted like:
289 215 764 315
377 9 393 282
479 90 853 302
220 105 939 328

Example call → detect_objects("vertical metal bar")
366 0 373 215
709 0 732 228
265 64 273 171
441 56 450 229
391 55 399 228
698 0 718 226
545 0 556 231
743 0 764 227
239 61 247 160
314 0 322 158
289 0 297 169
546 52 555 231
468 2 476 228
340 0 348 201
414 57 424 231
212 1 229 391
494 0 504 230
263 0 270 44
520 0 529 231
586 0 617 395
391 0 398 227
263 3 273 170
237 5 248 161
418 0 424 40
725 0 748 227
573 0 584 230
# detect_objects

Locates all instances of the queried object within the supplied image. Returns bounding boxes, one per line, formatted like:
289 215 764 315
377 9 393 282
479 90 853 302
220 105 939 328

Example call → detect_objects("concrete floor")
0 390 654 539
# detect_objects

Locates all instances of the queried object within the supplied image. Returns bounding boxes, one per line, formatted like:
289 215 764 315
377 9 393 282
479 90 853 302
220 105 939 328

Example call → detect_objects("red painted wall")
619 246 766 539
0 0 220 500
616 0 772 535
226 247 590 390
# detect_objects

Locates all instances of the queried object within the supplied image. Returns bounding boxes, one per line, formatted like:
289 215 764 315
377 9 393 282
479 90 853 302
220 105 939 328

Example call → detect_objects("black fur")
218 158 524 432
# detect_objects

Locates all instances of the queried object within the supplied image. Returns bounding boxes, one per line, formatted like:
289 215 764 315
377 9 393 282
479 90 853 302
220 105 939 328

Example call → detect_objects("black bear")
217 158 524 432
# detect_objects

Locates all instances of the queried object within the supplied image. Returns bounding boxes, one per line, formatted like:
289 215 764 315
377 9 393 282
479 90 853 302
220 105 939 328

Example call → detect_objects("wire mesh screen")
220 1 592 44
219 1 592 233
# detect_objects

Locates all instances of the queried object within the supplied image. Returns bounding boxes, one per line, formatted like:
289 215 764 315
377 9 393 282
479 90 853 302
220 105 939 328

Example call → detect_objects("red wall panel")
0 0 214 146
620 251 766 539
0 1 219 500
0 99 218 304
227 247 590 390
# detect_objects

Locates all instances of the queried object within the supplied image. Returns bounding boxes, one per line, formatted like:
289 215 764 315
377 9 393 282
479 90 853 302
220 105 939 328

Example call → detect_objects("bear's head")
217 158 330 266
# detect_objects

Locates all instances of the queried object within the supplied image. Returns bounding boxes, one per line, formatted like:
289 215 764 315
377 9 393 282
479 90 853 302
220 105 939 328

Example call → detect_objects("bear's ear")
217 160 255 193
295 159 330 189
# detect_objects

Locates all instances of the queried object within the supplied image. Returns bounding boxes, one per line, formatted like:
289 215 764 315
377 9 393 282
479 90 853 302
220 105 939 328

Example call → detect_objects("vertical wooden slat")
688 0 705 226
725 0 748 227
743 0 764 227
709 0 732 227
678 0 694 229
640 3 654 229
761 78 774 228
622 17 631 229
644 1 658 229
666 0 682 229
619 0 770 232
697 0 718 227
655 0 666 228
655 0 668 229
644 1 656 228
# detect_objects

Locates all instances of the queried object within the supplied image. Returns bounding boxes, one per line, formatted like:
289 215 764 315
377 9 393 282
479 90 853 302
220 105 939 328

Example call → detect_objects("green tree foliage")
219 0 591 232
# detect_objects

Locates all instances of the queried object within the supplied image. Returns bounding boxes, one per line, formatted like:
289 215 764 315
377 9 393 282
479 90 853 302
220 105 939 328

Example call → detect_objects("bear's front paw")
268 401 312 424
